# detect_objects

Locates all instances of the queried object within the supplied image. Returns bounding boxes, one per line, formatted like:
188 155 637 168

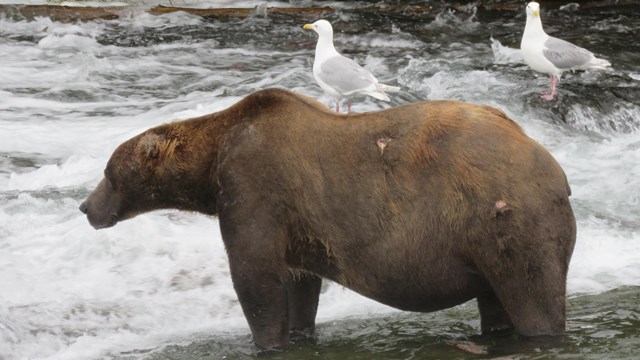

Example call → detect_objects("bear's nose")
79 202 88 214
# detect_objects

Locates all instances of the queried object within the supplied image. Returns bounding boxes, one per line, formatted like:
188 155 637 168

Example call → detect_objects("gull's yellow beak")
533 9 539 17
303 24 313 30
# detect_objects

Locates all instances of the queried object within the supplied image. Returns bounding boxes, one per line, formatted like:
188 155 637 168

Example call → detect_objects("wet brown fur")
81 88 577 349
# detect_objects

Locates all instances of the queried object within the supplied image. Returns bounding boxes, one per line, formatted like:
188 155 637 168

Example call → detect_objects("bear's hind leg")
485 260 567 337
477 291 514 334
478 201 574 338
287 272 322 338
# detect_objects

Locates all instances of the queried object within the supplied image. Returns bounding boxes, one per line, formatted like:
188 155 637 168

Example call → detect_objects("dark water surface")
142 287 640 359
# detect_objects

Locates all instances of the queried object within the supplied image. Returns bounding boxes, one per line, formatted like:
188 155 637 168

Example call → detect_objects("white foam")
568 216 640 295
409 69 508 101
339 32 425 50
490 36 524 64
7 156 102 190
0 197 246 359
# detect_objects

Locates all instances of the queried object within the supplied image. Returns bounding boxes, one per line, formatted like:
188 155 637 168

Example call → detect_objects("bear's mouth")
92 214 119 230
105 214 119 228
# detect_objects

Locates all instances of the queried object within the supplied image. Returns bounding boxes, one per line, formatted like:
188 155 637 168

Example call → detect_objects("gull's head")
303 19 333 37
526 2 540 18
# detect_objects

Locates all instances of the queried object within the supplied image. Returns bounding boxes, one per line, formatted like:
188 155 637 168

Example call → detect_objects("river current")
0 1 638 359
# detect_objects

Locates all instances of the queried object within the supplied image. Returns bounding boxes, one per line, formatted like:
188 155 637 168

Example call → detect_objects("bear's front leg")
287 273 322 337
230 259 289 349
220 207 291 349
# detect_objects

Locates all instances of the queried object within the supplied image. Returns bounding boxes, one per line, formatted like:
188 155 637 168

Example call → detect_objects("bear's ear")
137 133 163 159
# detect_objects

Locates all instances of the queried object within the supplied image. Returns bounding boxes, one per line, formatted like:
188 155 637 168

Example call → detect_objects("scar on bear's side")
377 137 391 156
494 199 512 217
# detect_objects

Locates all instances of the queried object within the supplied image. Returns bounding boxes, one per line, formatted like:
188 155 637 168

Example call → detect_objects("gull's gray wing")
318 55 377 94
543 37 594 70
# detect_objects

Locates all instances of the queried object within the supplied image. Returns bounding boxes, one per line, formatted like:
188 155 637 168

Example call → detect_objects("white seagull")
303 19 400 113
520 2 611 100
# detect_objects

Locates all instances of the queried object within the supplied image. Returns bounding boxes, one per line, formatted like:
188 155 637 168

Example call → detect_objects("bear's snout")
80 178 122 230
82 204 119 230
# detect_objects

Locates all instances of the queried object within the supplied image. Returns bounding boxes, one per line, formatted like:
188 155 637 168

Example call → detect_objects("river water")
0 1 638 359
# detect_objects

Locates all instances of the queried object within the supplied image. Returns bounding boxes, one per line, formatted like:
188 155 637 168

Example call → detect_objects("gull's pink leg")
541 75 558 101
347 99 352 113
335 100 339 112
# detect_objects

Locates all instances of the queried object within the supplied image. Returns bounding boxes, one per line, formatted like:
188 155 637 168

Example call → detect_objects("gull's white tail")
364 83 400 101
363 83 400 102
377 83 401 93
589 56 611 70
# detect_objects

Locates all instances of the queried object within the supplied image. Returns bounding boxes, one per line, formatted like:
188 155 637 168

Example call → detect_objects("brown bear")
80 88 576 349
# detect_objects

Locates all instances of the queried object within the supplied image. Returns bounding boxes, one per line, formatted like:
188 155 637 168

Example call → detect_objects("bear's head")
80 124 218 229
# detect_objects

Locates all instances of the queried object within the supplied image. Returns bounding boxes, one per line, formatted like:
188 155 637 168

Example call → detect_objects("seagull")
303 19 399 113
520 2 611 100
